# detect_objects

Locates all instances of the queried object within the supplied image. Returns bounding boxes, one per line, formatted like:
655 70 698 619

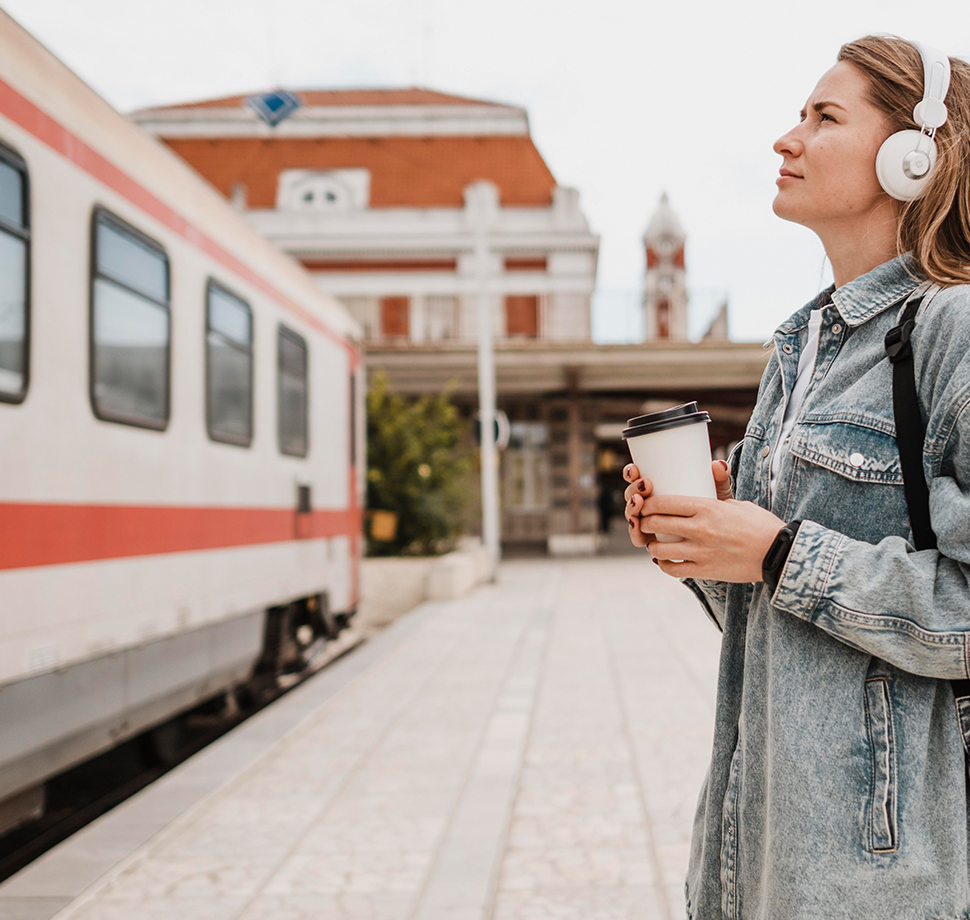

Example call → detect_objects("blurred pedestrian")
597 483 615 534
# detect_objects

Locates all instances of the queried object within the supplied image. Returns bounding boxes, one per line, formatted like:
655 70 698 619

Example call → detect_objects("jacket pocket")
955 694 970 757
788 419 903 485
864 676 898 853
786 419 909 542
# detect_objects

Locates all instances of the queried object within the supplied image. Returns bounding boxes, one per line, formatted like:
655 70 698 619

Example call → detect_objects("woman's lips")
777 169 803 185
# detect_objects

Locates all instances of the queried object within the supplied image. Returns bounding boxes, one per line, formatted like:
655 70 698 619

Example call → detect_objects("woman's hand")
622 462 655 548
622 460 734 548
622 460 784 582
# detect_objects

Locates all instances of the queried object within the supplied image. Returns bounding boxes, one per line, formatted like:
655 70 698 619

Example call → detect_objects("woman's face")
772 60 894 230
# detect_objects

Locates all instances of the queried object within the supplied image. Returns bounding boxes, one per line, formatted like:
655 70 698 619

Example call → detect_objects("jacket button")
782 343 794 354
832 323 843 334
761 446 771 458
849 452 865 467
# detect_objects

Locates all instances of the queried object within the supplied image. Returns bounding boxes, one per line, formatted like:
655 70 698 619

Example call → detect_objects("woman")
624 36 970 920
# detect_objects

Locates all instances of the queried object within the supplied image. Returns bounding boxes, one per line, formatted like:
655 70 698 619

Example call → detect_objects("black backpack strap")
884 295 970 710
884 296 937 552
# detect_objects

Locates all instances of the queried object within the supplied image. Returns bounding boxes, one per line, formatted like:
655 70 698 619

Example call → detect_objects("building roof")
365 339 770 396
135 88 509 114
133 85 556 208
162 135 557 208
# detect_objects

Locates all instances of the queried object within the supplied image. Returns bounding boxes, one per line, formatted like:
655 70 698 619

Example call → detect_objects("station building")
134 89 769 551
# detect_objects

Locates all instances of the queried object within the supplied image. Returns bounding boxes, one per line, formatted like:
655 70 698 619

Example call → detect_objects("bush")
366 372 472 556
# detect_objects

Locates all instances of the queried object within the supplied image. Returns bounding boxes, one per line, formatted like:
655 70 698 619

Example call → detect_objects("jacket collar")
775 254 924 336
830 254 925 327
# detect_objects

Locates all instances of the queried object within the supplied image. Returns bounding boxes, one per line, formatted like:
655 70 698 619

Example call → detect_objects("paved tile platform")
0 556 720 920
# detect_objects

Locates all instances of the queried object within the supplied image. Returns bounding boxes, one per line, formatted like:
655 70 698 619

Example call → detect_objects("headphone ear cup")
876 129 938 201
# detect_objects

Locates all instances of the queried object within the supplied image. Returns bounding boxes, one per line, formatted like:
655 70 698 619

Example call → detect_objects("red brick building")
134 89 596 346
135 89 766 551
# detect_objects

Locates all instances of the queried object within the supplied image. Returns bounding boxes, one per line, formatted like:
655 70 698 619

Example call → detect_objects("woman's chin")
771 193 804 223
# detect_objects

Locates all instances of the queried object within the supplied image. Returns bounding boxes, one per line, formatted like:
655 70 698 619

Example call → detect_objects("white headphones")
875 42 951 201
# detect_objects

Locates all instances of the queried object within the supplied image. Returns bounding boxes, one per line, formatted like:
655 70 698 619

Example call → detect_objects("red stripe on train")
0 503 360 571
0 78 358 360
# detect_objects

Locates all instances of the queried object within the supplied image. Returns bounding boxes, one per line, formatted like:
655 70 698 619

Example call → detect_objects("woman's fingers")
625 492 642 519
628 460 730 514
624 492 651 547
654 558 701 577
621 466 658 549
639 512 694 541
627 515 650 547
649 539 706 577
712 459 733 501
647 538 699 562
623 477 653 504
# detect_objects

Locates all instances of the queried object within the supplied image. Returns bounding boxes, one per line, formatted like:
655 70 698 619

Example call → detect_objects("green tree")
366 372 472 556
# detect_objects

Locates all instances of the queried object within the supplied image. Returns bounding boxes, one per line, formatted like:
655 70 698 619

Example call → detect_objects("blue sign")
246 90 301 127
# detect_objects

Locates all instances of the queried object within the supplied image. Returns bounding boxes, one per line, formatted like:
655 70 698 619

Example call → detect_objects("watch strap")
762 520 803 594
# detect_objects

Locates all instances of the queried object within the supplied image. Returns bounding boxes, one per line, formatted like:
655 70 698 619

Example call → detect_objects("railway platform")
0 555 721 920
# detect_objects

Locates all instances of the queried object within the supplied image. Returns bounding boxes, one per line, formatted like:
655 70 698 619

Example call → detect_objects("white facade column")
409 294 427 343
465 181 501 581
546 250 596 341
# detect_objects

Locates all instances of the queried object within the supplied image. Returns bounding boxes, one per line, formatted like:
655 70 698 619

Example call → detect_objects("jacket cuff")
767 519 846 620
681 578 727 631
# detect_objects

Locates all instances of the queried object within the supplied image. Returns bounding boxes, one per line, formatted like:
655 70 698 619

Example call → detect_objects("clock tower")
643 193 688 341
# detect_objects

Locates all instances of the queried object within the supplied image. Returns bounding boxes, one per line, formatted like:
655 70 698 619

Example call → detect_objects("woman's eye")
819 111 835 122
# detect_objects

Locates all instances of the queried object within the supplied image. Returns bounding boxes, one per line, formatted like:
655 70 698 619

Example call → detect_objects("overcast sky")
5 0 970 342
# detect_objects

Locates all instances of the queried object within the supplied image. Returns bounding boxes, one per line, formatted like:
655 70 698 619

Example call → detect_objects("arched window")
294 176 351 210
657 300 670 339
505 296 539 338
277 168 370 212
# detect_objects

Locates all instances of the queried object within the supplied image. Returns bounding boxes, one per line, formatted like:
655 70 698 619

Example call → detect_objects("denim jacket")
684 255 970 920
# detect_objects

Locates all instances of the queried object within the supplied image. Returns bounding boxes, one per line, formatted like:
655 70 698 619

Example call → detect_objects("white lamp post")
467 182 501 581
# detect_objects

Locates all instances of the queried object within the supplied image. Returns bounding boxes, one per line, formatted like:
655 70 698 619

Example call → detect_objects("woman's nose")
773 128 802 158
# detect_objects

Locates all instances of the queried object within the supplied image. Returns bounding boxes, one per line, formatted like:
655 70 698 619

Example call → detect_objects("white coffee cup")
622 402 716 543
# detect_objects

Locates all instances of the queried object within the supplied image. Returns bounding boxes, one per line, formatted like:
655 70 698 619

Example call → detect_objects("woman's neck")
816 205 900 288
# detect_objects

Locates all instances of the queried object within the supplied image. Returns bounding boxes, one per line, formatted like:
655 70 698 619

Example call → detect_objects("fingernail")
637 481 646 493
629 518 635 529
718 460 729 470
651 557 659 565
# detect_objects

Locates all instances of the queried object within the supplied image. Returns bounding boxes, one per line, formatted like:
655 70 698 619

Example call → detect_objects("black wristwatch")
762 520 803 595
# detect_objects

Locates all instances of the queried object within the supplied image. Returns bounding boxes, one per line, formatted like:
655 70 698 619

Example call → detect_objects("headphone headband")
874 40 952 201
912 41 950 130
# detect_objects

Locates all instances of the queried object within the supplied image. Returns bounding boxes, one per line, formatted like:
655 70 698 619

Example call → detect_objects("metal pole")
470 183 500 581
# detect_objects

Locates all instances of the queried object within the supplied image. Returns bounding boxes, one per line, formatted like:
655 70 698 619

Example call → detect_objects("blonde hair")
838 35 970 286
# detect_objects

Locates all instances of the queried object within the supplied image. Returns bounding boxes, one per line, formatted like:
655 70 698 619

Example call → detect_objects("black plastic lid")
621 401 711 439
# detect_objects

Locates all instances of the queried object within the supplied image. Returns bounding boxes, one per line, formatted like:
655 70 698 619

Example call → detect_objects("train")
0 11 363 834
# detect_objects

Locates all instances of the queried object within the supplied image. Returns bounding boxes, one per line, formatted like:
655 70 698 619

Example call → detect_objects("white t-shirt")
769 308 824 504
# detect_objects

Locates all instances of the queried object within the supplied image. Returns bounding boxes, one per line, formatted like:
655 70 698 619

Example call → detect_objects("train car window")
90 210 170 429
278 326 308 457
349 372 357 466
206 281 253 446
0 147 29 404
